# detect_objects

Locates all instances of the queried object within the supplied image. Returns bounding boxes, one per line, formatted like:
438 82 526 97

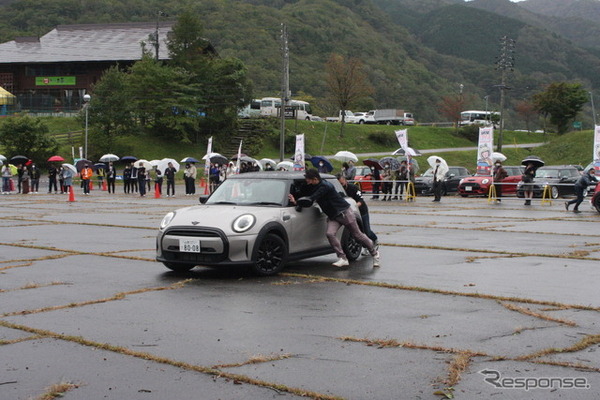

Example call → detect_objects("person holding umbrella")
30 163 40 193
184 162 197 195
106 162 117 194
62 163 74 194
48 164 58 193
521 156 544 206
431 158 448 202
81 163 93 195
164 162 177 197
1 163 12 194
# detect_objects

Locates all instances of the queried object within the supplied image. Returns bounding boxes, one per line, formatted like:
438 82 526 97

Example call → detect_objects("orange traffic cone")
68 186 75 202
154 182 161 198
102 180 107 191
89 181 94 190
199 177 206 189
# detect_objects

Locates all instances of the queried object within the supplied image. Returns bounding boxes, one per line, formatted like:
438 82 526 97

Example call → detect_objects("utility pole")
279 23 290 162
591 92 597 127
495 36 515 152
154 11 167 61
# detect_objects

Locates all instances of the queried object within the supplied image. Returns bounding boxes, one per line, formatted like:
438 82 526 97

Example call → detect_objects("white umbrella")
157 158 180 174
259 158 277 169
149 159 161 167
333 151 358 163
427 155 448 169
276 161 294 171
0 154 6 162
133 159 152 170
492 152 507 162
62 163 77 174
99 153 119 162
392 147 421 156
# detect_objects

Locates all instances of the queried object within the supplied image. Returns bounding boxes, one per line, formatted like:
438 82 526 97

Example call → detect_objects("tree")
325 54 373 137
0 115 58 165
532 82 588 134
514 100 537 132
438 94 466 130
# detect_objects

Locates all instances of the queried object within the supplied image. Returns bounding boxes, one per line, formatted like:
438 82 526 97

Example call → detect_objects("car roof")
538 165 578 170
227 171 336 180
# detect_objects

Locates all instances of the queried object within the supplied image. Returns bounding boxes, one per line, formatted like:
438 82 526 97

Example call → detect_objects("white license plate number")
180 239 201 253
465 186 472 191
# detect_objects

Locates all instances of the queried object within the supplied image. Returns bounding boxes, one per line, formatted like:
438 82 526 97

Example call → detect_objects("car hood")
162 204 286 235
415 176 433 183
461 176 492 183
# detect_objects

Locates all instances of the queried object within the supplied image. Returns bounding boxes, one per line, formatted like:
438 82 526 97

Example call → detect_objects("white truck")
326 110 356 123
366 109 415 125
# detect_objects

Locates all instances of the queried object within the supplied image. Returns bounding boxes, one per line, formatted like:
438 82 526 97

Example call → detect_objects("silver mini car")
156 171 364 276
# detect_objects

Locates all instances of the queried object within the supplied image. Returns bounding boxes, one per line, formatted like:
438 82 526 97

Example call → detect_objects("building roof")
0 22 176 64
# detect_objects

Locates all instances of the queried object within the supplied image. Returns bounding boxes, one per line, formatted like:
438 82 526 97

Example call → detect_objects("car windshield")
206 178 287 206
535 169 559 178
422 168 434 177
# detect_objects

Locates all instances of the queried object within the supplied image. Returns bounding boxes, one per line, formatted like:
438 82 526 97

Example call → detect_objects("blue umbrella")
120 155 138 162
181 156 200 163
310 156 333 172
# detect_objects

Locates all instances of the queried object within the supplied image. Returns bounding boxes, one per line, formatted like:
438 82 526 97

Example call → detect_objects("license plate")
180 239 201 253
465 186 472 191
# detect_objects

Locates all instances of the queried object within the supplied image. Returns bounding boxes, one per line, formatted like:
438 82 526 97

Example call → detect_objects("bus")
459 110 499 126
238 99 261 119
259 97 313 120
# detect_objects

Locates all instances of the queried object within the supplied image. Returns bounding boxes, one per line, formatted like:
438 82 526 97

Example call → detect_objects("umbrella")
157 158 180 174
521 155 544 169
259 158 277 169
396 156 420 173
99 153 119 162
310 156 333 172
392 147 421 157
134 159 152 170
62 163 77 174
379 156 400 170
75 159 92 172
333 151 358 163
0 154 8 163
10 155 28 165
363 158 382 170
149 159 161 168
427 155 448 169
8 164 18 175
231 153 249 161
202 153 228 165
276 161 294 171
47 155 65 162
289 153 313 161
181 156 200 163
120 155 138 162
93 162 108 171
492 152 507 162
239 155 257 164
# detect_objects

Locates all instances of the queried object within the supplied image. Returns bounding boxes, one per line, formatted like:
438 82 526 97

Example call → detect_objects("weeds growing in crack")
35 381 80 400
517 334 600 361
212 353 293 369
499 302 577 326
0 335 44 345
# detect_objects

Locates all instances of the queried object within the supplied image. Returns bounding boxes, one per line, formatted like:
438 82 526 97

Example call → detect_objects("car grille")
161 226 229 264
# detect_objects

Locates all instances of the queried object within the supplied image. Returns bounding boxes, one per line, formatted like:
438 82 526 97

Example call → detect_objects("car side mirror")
296 196 314 208
199 195 209 204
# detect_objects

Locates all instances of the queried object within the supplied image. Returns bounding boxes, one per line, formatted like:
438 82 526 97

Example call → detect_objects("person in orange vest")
81 164 93 195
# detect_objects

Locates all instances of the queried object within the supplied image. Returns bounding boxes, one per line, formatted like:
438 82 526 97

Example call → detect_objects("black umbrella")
379 157 400 170
93 162 108 171
120 155 138 162
363 158 382 170
521 155 545 169
75 159 92 172
10 155 28 165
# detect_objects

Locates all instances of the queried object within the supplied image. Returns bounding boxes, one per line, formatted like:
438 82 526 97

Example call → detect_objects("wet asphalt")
0 186 599 399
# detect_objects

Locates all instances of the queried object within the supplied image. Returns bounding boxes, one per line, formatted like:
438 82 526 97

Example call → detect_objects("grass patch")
517 334 600 361
212 353 293 369
499 302 577 326
35 382 80 400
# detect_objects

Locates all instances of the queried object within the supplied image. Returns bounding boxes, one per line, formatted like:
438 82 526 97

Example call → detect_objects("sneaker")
372 251 380 267
361 248 369 256
332 258 349 267
573 209 581 214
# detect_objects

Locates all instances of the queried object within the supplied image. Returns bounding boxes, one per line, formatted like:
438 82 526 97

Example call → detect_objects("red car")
354 165 374 192
458 166 524 197
592 182 600 213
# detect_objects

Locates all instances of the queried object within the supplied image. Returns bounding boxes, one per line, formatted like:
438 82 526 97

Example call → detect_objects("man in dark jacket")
565 169 597 213
337 173 378 247
288 169 379 268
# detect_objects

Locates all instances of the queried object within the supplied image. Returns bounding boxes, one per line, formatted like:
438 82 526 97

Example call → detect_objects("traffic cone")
154 182 161 198
89 180 94 190
68 186 75 202
199 177 206 189
102 180 107 191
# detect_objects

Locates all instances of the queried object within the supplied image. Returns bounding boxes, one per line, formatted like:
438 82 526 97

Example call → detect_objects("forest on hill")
0 0 598 128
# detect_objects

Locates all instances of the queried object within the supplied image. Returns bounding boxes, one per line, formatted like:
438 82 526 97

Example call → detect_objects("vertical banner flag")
204 136 212 177
594 125 600 173
236 140 243 174
476 126 494 176
78 146 83 160
293 134 305 171
395 128 412 172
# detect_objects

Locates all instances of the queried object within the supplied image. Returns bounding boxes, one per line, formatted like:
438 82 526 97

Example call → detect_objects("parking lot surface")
1 188 599 399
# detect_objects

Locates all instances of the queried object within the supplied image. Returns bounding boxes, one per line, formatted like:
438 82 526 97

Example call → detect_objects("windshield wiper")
209 201 237 205
246 202 282 206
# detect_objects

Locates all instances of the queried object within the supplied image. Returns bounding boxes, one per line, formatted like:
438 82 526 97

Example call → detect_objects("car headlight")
232 214 256 233
482 179 490 184
160 212 175 230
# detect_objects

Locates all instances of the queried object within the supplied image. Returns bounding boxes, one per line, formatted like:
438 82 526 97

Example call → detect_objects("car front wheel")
251 233 287 276
163 262 195 272
341 228 362 261
550 186 559 199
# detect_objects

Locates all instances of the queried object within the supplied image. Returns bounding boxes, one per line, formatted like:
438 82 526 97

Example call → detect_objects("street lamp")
484 95 490 124
83 94 91 160
591 92 597 127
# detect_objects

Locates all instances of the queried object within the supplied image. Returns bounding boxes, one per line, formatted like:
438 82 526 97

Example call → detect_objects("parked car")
156 171 364 276
414 166 471 196
354 165 374 192
516 165 582 199
458 166 524 197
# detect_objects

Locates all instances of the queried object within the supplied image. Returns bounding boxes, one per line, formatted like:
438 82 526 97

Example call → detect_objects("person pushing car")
288 168 380 268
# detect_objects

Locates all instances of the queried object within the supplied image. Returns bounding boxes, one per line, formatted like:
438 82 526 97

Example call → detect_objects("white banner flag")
395 129 408 150
593 125 600 173
204 136 212 176
477 126 494 176
236 140 243 173
293 134 305 171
